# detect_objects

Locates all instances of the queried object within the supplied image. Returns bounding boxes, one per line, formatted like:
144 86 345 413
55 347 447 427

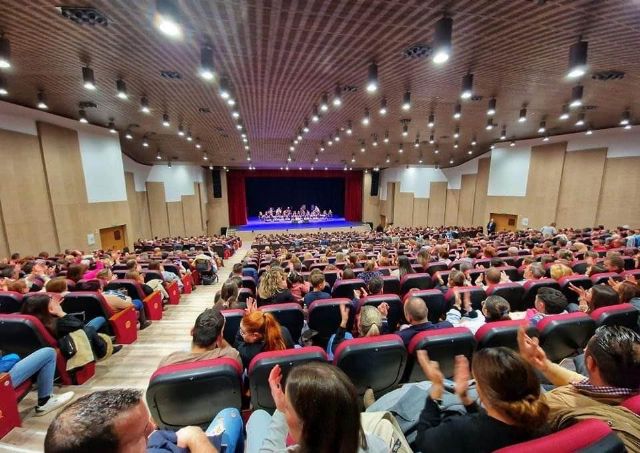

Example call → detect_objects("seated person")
414 348 549 452
397 296 453 347
568 283 620 314
356 260 382 285
214 280 246 310
45 276 70 295
524 287 568 326
229 263 243 279
242 260 258 281
234 302 294 368
604 252 625 274
303 271 331 307
80 279 151 330
45 388 227 453
2 347 74 416
550 263 573 280
475 267 509 291
257 268 295 306
158 308 241 367
287 272 309 303
391 255 414 279
148 261 183 290
518 325 640 450
519 262 545 285
126 270 169 303
326 302 388 360
7 279 28 294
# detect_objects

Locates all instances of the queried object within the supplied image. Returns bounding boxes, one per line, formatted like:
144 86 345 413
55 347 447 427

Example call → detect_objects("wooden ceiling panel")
0 0 638 168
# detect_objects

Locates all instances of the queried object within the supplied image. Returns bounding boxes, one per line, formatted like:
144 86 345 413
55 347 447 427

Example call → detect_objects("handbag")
58 334 77 359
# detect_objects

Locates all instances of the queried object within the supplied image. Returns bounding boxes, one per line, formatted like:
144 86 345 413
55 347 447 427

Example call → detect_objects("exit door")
99 225 127 250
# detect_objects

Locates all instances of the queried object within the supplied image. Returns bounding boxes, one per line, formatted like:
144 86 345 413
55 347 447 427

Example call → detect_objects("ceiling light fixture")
620 110 631 126
538 120 546 134
372 134 378 146
115 79 128 99
402 123 409 136
0 36 11 68
361 108 370 126
487 97 496 116
460 73 473 99
500 127 507 140
108 120 116 133
429 133 435 144
162 113 170 127
154 0 183 38
384 130 389 143
199 44 215 80
186 131 193 141
125 130 133 140
219 78 231 99
569 85 583 108
195 139 202 149
486 119 494 130
453 103 461 119
518 107 527 123
36 91 48 109
453 126 459 138
453 141 458 149
346 120 353 135
142 138 149 147
559 104 570 120
414 136 420 148
428 113 435 128
140 96 150 113
202 153 208 161
386 154 391 163
471 137 477 146
333 84 342 107
432 16 453 64
366 61 378 93
567 39 588 79
82 67 96 90
509 140 515 147
402 90 411 111
320 93 329 112
78 109 88 123
351 154 356 163
311 105 320 122
542 135 550 142
379 97 387 115
156 151 162 160
575 112 585 126
0 77 7 96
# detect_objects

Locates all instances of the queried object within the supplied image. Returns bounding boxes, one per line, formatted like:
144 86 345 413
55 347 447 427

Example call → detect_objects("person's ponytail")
262 313 286 351
496 395 549 430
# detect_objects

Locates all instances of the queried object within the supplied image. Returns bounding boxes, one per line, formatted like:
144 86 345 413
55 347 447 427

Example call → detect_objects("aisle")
0 243 251 452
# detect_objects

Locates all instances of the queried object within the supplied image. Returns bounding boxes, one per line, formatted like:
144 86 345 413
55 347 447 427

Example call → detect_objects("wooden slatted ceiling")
0 0 638 168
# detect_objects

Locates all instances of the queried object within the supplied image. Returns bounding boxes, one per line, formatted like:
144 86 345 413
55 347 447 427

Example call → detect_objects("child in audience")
287 272 309 303
326 302 389 360
303 271 330 307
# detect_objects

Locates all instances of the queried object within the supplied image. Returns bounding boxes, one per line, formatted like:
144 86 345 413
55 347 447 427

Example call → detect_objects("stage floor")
236 217 361 231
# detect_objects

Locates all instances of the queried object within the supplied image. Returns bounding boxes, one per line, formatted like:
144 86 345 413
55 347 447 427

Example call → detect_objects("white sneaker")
34 391 75 416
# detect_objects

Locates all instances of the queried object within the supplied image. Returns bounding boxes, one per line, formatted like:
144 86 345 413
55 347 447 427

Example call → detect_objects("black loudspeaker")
212 169 222 198
220 227 227 235
370 171 380 196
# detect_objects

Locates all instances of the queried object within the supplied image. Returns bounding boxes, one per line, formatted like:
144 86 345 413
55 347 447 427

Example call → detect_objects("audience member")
257 267 294 305
397 297 452 346
303 272 331 307
525 287 568 326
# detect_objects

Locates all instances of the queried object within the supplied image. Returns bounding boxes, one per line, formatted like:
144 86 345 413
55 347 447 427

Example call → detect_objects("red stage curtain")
226 170 363 226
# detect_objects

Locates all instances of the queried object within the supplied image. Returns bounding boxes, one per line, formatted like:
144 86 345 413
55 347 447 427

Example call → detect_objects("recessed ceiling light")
154 0 183 38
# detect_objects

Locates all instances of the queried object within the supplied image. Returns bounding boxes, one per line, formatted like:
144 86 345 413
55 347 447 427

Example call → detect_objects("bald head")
404 296 428 324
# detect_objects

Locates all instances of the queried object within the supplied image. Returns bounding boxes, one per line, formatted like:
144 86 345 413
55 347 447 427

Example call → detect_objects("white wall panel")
487 146 531 196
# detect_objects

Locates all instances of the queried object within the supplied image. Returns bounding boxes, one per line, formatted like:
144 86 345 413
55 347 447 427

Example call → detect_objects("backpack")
195 259 210 272
360 411 412 453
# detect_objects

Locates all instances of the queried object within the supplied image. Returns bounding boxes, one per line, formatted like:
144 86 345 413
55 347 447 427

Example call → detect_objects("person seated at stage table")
257 267 295 306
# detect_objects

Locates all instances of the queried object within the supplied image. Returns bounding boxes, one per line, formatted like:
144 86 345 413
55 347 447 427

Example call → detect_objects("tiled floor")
0 244 250 452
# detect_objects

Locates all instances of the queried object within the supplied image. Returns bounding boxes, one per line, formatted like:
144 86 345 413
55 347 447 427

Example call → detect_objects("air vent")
59 7 108 26
592 70 625 81
583 105 598 110
403 44 432 59
342 85 358 93
215 127 225 132
198 107 211 113
220 133 229 138
160 70 181 80
79 101 97 108
470 94 484 101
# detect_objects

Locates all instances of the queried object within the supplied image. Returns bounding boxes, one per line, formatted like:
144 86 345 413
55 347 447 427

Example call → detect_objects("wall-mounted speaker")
212 169 222 198
370 171 380 197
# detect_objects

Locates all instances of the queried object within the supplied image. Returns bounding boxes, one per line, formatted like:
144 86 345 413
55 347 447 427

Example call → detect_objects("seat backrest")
331 279 366 298
237 287 253 303
400 273 433 296
475 320 537 351
407 289 447 324
495 266 521 282
308 298 353 347
622 395 640 415
260 303 305 342
163 264 180 275
333 334 407 396
61 291 113 324
486 283 525 311
558 275 593 304
221 309 245 346
381 276 400 295
444 287 487 311
241 276 256 291
147 358 243 430
473 258 492 269
248 347 327 412
590 303 639 332
0 314 56 357
521 279 561 311
0 291 23 314
621 269 640 281
406 327 476 381
425 262 449 276
104 279 146 300
360 294 404 331
571 260 589 275
323 271 339 288
144 270 164 283
538 312 596 363
590 272 621 286
494 419 624 453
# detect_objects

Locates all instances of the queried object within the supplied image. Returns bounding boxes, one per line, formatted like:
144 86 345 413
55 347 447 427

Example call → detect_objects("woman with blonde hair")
257 267 294 306
550 263 573 280
326 303 388 360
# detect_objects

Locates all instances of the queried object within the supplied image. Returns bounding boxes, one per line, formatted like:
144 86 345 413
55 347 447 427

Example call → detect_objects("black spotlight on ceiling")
432 16 453 64
366 61 378 93
487 97 496 116
116 79 128 99
154 0 182 38
82 66 96 90
567 39 588 79
0 35 10 68
570 84 583 108
460 73 473 99
199 44 214 80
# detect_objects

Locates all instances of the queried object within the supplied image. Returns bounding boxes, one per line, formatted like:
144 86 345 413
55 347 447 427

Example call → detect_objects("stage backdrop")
227 170 363 225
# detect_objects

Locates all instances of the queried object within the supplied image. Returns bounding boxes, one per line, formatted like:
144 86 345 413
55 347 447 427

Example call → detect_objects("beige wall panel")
445 189 460 226
83 202 132 249
197 182 207 232
146 182 170 238
0 129 58 254
428 182 447 226
125 172 152 242
167 202 186 237
182 187 204 237
206 169 230 235
458 174 477 226
523 142 566 229
394 185 414 226
556 149 607 228
362 172 380 225
384 183 395 221
472 158 490 226
412 198 429 226
597 157 640 228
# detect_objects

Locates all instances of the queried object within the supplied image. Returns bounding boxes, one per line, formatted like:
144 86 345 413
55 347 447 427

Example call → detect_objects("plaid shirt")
572 378 636 397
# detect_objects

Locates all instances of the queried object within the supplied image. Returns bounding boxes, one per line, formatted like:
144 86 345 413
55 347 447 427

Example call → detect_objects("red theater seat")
475 320 537 351
147 358 243 430
538 312 595 363
425 262 449 276
248 347 327 412
221 309 245 346
590 303 639 332
406 327 475 381
323 270 340 288
403 289 447 324
0 292 22 314
260 303 304 341
622 394 640 415
359 294 404 331
621 269 640 280
331 278 366 299
237 287 253 303
400 273 433 296
381 276 400 295
520 278 561 311
308 298 353 348
590 272 622 286
0 314 95 385
558 274 593 304
62 292 138 344
485 283 525 311
241 276 257 294
494 419 624 453
0 373 25 439
333 334 406 397
104 279 163 321
444 286 487 311
571 260 589 275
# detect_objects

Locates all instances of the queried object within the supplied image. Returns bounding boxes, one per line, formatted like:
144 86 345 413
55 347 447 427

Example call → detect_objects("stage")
235 216 363 232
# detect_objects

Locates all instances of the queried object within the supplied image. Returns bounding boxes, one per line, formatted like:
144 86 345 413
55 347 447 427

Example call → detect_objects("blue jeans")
86 316 107 332
9 347 56 400
205 408 243 453
246 409 272 453
132 299 144 311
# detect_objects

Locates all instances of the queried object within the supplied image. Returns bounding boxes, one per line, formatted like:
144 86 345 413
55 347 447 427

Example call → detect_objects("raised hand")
517 327 548 372
339 303 350 327
377 302 389 317
462 291 472 312
416 350 444 387
500 271 510 283
245 297 257 313
268 364 287 412
453 355 473 405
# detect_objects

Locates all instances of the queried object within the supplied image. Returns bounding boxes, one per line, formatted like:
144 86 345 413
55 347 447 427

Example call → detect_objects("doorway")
99 225 127 250
490 213 518 232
